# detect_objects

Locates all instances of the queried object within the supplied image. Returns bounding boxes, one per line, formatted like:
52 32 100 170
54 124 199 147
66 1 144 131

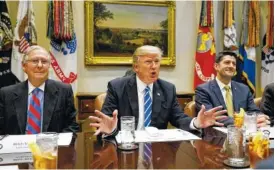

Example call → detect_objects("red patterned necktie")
26 88 42 134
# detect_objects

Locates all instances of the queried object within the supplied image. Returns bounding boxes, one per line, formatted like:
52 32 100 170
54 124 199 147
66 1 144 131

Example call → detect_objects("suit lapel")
231 81 239 112
126 76 139 120
13 81 28 134
211 80 227 109
42 80 58 132
151 81 164 125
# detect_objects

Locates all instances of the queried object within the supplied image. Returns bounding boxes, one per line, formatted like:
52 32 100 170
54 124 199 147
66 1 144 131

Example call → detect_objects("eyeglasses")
26 59 50 66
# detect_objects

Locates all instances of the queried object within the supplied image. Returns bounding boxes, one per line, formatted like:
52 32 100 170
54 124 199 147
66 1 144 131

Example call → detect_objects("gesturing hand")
195 105 227 128
89 110 118 135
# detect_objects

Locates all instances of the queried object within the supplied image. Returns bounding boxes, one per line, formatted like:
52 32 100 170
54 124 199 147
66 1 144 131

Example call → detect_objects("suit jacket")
260 83 274 126
195 79 260 126
0 79 79 135
102 74 192 131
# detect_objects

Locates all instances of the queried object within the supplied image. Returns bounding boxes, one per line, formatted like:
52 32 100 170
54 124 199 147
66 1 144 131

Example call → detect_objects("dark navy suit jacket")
101 74 193 131
195 79 260 126
0 79 79 135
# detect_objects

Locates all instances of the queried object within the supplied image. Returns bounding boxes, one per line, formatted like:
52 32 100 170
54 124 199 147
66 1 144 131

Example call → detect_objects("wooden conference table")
2 128 274 169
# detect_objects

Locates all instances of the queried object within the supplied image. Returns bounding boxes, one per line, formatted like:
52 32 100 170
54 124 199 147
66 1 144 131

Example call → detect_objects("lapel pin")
157 93 160 96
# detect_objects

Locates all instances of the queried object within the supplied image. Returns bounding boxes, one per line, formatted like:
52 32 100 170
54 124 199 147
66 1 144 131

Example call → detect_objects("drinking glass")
227 125 246 164
248 131 270 168
120 116 136 150
29 132 58 169
244 112 257 136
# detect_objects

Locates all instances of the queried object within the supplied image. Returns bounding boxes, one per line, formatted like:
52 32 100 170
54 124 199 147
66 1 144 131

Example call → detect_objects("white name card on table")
0 132 73 154
0 165 19 170
116 129 200 143
0 152 32 165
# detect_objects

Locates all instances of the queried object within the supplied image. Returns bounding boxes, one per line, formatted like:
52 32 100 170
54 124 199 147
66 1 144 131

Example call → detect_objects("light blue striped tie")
144 86 152 127
143 86 152 168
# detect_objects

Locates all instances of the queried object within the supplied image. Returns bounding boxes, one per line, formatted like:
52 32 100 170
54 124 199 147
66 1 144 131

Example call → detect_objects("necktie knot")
145 86 150 93
32 88 40 95
224 85 230 91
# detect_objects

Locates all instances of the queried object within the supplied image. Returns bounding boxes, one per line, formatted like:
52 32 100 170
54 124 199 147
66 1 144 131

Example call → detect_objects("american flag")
19 36 30 54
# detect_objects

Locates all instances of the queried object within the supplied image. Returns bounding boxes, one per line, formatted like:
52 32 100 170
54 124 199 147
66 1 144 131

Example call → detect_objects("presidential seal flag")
194 1 216 88
0 0 19 88
11 0 37 82
47 0 77 92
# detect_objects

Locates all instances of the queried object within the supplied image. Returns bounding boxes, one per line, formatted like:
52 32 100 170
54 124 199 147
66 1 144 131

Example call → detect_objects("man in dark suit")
195 51 270 127
260 83 274 126
89 45 228 136
0 45 79 135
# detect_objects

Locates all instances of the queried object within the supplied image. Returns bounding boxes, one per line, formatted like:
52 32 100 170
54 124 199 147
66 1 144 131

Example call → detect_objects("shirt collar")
215 77 231 91
28 81 45 95
136 76 153 93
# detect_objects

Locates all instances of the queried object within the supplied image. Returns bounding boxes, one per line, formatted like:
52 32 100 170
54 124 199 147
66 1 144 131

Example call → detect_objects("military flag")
261 1 274 90
47 0 77 92
193 0 216 88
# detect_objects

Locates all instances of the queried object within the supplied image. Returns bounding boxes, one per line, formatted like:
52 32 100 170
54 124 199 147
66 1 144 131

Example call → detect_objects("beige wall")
6 1 268 96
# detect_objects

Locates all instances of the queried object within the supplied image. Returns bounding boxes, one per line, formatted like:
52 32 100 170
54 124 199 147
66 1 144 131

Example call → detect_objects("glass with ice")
29 132 58 169
120 116 136 150
244 112 257 136
227 125 246 164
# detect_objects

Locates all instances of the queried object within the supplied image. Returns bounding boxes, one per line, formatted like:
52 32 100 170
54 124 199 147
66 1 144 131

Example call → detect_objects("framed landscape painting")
84 0 175 66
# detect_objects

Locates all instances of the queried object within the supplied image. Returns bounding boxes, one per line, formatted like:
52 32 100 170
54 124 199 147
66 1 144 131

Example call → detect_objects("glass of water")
119 116 137 150
227 125 246 164
244 112 257 136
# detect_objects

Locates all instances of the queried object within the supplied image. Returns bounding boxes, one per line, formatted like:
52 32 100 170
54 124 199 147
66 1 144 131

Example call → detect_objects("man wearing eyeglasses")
0 45 79 135
89 45 228 136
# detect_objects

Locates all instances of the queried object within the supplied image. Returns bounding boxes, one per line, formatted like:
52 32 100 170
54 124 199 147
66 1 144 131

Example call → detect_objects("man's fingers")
214 110 227 116
94 129 101 136
90 123 101 128
215 115 227 121
113 109 118 121
198 105 206 115
89 116 102 123
214 121 224 126
94 110 108 119
206 106 223 114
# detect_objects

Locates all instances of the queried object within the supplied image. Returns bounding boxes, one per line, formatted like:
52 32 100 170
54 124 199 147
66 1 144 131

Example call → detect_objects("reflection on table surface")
0 127 273 169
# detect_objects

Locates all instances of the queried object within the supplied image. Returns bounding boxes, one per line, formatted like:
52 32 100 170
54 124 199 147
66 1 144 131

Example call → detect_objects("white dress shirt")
215 77 232 104
136 76 197 130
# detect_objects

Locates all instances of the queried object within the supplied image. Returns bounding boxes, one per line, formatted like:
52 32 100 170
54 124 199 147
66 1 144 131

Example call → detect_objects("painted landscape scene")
94 2 168 57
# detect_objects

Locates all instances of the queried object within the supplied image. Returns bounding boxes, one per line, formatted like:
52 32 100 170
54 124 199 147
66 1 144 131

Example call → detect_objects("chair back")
94 93 107 111
254 97 262 108
184 101 196 118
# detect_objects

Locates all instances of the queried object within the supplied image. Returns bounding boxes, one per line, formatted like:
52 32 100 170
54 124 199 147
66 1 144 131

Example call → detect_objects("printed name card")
0 133 73 154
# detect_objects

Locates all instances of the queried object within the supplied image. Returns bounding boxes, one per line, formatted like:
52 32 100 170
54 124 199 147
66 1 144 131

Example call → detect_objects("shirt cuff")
189 117 200 130
102 127 117 138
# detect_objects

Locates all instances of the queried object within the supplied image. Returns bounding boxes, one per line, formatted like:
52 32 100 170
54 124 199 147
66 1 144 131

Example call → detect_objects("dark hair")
215 51 238 63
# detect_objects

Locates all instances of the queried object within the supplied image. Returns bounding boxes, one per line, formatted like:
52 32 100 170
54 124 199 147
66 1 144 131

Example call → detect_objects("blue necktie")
143 86 152 168
144 86 152 127
26 88 42 134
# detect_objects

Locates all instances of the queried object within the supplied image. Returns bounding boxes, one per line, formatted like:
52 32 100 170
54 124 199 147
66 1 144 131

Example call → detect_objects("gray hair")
22 45 51 63
132 45 163 65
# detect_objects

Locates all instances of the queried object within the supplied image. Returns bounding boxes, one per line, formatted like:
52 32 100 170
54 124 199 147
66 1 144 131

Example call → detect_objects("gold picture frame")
84 0 176 66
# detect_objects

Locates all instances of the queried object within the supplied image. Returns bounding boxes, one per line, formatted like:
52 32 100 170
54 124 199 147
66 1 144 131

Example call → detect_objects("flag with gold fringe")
0 0 19 88
47 0 77 92
232 1 260 95
194 0 216 88
261 1 274 91
11 0 37 82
